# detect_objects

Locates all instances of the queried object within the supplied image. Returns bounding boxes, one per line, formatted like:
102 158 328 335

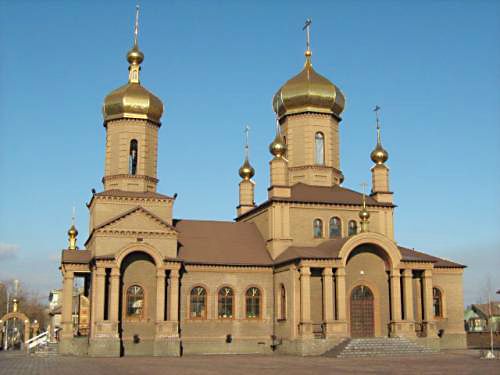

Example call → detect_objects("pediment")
95 206 176 235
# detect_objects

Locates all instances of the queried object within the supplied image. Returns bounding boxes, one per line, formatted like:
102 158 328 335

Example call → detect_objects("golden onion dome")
239 158 255 180
359 206 370 221
68 224 78 237
269 132 287 158
272 52 345 120
370 143 389 165
102 44 163 124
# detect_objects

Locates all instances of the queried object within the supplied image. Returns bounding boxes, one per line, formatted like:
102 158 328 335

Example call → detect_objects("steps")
324 337 437 358
32 342 59 357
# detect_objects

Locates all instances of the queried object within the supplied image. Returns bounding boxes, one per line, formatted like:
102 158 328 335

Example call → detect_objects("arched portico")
0 312 30 350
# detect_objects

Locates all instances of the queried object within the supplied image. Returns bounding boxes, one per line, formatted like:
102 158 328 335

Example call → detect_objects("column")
322 268 334 322
169 269 179 322
156 268 166 322
61 270 74 338
335 268 346 321
390 269 402 322
299 266 312 336
109 267 120 322
421 269 436 336
94 267 106 322
402 269 414 321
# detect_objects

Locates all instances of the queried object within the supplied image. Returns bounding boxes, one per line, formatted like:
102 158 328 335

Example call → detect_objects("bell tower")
272 19 345 187
101 6 163 192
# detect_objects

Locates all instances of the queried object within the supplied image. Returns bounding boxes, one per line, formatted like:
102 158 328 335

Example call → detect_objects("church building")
59 10 467 357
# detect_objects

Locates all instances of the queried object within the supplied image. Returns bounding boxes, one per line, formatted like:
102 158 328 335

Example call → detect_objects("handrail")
26 331 48 350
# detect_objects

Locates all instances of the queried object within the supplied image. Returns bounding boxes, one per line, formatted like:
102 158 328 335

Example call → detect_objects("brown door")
350 285 375 338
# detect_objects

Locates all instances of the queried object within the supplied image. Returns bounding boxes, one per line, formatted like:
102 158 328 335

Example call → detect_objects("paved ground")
0 350 499 374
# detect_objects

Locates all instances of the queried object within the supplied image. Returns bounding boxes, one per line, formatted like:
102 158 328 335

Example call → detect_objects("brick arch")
338 232 401 269
115 242 163 268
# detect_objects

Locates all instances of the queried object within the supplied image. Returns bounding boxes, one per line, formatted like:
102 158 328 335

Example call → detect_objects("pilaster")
298 266 312 337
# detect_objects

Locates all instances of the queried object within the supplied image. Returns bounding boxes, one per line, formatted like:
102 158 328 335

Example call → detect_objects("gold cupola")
239 158 255 180
68 224 78 250
272 31 345 120
102 6 163 124
370 106 389 164
269 119 287 158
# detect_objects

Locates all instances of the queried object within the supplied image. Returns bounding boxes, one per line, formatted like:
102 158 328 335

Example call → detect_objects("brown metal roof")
472 302 500 318
175 219 273 266
274 237 349 264
61 249 92 264
398 246 465 268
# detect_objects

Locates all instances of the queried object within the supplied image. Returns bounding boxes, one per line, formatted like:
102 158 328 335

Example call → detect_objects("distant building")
466 302 500 332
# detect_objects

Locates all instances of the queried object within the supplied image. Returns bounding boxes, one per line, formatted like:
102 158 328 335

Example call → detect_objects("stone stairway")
32 342 59 357
323 337 438 358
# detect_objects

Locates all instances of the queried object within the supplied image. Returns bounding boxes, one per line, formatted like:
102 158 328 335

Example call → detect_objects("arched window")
313 219 323 238
245 287 261 319
315 132 325 165
190 286 206 319
280 284 286 320
126 285 144 317
348 220 358 236
129 139 138 175
329 217 342 238
433 287 443 317
218 287 234 319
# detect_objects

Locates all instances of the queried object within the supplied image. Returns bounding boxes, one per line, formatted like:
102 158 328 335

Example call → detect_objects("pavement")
0 350 499 374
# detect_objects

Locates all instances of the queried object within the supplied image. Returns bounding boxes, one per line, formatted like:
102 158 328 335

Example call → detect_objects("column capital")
402 269 413 278
422 269 433 278
390 269 401 278
63 270 74 279
95 267 106 277
169 268 179 279
336 267 346 277
110 267 120 277
156 268 166 278
322 267 333 277
299 266 311 276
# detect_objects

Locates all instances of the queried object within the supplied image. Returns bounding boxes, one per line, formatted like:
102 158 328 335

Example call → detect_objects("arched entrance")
350 285 374 338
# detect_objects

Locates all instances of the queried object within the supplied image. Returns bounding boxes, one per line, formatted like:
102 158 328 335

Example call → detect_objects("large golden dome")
102 44 163 124
273 52 345 120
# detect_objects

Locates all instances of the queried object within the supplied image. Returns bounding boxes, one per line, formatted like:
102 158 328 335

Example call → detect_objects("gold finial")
239 125 255 180
68 207 78 250
127 5 144 83
370 105 389 164
269 118 287 158
12 297 19 313
359 182 370 232
302 18 312 63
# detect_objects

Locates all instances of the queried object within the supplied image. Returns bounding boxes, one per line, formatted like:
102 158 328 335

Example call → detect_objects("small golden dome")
127 46 144 65
272 54 345 120
239 158 255 180
359 206 370 221
370 143 389 164
68 224 78 237
269 133 287 158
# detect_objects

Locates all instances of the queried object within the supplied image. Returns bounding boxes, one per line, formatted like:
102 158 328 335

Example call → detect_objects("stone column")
94 267 106 322
109 267 120 323
422 269 436 336
389 269 402 337
169 269 179 322
402 269 414 321
61 270 74 339
336 268 347 321
322 268 335 337
156 268 166 322
299 266 312 336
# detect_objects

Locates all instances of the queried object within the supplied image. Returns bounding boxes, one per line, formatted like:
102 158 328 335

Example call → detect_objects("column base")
323 320 348 337
388 321 416 337
299 321 313 337
423 321 438 337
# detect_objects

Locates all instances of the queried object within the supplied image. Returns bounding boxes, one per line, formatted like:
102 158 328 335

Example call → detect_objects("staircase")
31 342 59 357
324 337 437 358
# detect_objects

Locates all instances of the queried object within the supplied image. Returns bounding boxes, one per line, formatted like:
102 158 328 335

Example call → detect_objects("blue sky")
0 0 498 305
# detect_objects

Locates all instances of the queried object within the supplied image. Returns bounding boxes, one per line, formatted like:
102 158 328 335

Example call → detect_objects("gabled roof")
93 206 176 232
472 302 500 318
175 219 273 266
94 189 173 200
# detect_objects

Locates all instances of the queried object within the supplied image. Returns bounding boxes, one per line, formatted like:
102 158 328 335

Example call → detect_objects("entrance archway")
350 285 374 338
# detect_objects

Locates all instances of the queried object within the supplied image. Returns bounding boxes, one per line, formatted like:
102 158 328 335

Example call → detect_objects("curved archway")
338 232 401 269
0 312 30 350
115 243 163 268
350 285 375 338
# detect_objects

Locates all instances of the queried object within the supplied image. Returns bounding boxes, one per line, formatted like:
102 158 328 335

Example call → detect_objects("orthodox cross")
360 182 368 207
373 105 381 130
134 5 140 47
303 18 312 53
244 125 250 159
72 206 76 226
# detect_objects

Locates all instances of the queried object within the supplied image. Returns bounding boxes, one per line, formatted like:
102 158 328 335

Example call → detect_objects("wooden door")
350 285 374 338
